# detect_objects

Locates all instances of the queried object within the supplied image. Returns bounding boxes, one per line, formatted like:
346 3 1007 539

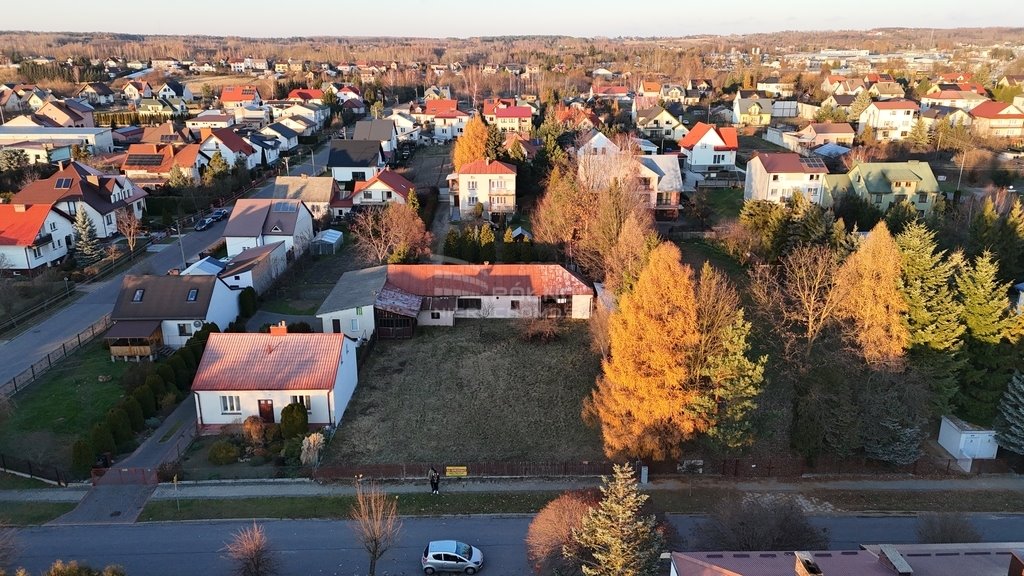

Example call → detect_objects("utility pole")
176 217 186 271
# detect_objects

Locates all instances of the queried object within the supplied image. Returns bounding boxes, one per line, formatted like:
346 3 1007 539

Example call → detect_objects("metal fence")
0 314 112 399
0 452 72 486
706 455 1013 478
314 461 615 483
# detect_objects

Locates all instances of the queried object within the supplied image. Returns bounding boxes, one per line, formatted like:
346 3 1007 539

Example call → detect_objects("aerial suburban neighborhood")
2 6 1024 576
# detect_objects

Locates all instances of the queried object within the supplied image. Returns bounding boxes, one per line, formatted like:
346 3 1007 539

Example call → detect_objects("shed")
311 228 344 255
938 415 998 472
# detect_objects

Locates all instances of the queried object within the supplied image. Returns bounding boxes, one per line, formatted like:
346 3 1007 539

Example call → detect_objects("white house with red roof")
857 99 919 142
191 329 358 429
493 106 534 134
744 151 829 205
219 85 262 110
199 127 257 170
286 88 324 104
920 90 989 112
332 169 413 216
678 122 738 172
12 161 147 239
448 158 517 220
969 101 1024 140
0 203 75 272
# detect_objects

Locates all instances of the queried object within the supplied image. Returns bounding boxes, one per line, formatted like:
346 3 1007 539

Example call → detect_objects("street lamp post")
63 276 70 297
177 217 187 271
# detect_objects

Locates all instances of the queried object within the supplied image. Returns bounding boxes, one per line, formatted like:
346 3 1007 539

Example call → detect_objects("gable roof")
457 158 516 175
869 99 919 110
970 101 1024 119
386 264 592 297
827 94 857 106
271 175 338 204
220 242 284 277
424 99 458 115
160 80 187 97
13 161 147 215
825 161 940 197
220 85 261 102
0 204 65 246
203 128 255 155
287 88 323 101
224 199 307 238
77 82 114 96
806 122 855 135
141 121 192 145
327 140 382 168
494 106 533 119
353 169 414 200
317 265 389 314
636 105 671 125
191 332 349 392
751 151 829 174
353 119 397 142
122 143 175 172
678 122 738 151
111 275 218 320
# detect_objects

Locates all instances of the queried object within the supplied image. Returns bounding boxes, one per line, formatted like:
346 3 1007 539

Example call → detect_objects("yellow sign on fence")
445 466 468 477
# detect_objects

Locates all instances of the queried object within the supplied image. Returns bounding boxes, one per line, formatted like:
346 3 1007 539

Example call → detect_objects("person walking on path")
429 467 440 495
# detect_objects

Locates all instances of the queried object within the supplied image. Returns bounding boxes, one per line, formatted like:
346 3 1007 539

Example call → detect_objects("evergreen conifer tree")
72 203 101 265
996 371 1024 455
572 464 663 576
502 226 519 262
443 228 461 261
479 223 496 263
994 199 1024 283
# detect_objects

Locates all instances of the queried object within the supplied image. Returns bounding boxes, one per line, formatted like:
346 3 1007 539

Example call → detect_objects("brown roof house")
181 241 288 296
223 198 314 259
191 329 358 430
270 175 340 222
107 275 240 359
316 264 594 340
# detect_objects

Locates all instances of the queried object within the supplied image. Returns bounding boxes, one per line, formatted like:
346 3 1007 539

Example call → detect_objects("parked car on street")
210 208 230 221
422 540 483 574
194 217 214 231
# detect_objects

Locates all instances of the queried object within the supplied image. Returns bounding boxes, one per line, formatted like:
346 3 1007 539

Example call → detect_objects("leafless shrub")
223 522 277 576
350 481 401 576
520 317 561 343
916 512 981 544
526 491 596 576
691 497 829 551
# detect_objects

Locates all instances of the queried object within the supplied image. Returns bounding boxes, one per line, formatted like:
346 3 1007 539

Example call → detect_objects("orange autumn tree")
585 242 704 460
836 221 909 365
451 115 488 171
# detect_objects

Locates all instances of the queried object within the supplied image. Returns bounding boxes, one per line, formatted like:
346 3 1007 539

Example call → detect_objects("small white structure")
938 415 999 472
191 328 359 430
311 229 344 255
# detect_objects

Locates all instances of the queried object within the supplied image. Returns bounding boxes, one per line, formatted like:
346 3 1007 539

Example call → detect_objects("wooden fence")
0 314 112 399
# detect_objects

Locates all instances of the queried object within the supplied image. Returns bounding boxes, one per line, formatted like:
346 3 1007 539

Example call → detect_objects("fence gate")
92 467 158 486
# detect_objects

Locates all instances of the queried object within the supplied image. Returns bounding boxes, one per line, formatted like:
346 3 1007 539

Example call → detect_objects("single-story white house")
191 328 358 430
317 264 594 340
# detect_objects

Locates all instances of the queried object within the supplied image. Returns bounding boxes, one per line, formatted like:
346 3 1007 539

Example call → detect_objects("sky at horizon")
0 0 1014 38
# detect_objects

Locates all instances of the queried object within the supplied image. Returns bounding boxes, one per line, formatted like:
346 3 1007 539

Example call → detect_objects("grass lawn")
706 188 744 224
677 240 747 287
0 341 128 470
0 501 76 525
258 250 361 317
812 489 1024 513
0 472 54 489
325 320 605 465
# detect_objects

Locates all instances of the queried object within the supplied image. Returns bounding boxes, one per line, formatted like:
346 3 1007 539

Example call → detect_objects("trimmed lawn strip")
705 188 744 224
0 472 55 490
0 341 128 470
0 501 76 525
813 489 1024 513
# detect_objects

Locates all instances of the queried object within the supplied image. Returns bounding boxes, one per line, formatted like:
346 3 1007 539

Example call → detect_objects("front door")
257 400 274 424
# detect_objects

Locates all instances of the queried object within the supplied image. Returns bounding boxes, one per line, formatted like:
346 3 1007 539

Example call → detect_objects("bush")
156 364 176 389
71 438 95 474
106 408 133 447
208 439 241 465
144 373 167 399
91 422 116 456
177 347 197 373
122 397 145 432
263 423 282 444
917 512 981 543
243 415 266 448
120 362 153 392
691 497 829 551
280 403 308 439
519 317 561 343
144 417 161 429
133 385 157 417
167 355 191 390
159 392 178 415
156 461 183 482
527 491 596 575
239 287 258 318
280 437 302 467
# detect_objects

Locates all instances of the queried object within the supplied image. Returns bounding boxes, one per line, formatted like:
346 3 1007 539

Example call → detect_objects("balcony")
30 233 52 248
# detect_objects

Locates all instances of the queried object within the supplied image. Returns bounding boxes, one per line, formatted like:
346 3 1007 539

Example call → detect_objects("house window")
770 188 778 196
353 172 365 181
220 395 241 414
356 307 363 315
467 196 477 205
491 179 506 190
105 214 113 225
32 247 42 258
132 289 145 302
457 298 482 310
50 222 57 231
350 319 359 331
289 395 312 412
664 129 672 136
467 180 478 191
713 154 725 164
918 193 928 203
363 191 372 199
510 300 520 310
873 194 883 205
386 191 393 200
177 323 192 337
430 312 441 320
186 288 198 302
771 174 779 181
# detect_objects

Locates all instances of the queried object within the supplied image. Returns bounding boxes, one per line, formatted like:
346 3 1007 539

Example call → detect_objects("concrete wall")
453 295 541 319
318 306 375 340
331 337 359 425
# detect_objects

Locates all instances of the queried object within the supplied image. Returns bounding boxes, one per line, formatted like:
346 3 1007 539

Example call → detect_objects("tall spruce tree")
957 251 1020 424
967 197 1001 258
994 199 1024 284
908 117 932 151
849 90 873 120
896 223 965 415
996 371 1024 455
572 464 663 576
479 223 496 263
72 203 101 265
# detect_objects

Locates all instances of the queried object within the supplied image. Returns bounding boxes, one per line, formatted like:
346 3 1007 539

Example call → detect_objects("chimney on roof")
269 320 288 336
485 157 491 165
13 204 26 213
86 174 100 187
794 552 824 576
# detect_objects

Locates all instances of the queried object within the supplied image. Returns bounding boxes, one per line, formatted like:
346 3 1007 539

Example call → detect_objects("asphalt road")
12 514 1024 575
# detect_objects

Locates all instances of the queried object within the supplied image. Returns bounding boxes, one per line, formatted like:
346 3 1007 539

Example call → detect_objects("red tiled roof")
424 99 458 115
751 151 828 174
287 88 324 101
433 109 468 119
641 80 660 92
870 99 919 110
0 204 56 246
970 100 1024 119
494 106 532 119
386 264 592 297
482 98 516 116
353 169 414 200
220 85 261 102
192 332 350 391
122 143 175 172
593 86 629 95
457 158 516 175
678 122 738 151
204 128 255 155
173 144 206 168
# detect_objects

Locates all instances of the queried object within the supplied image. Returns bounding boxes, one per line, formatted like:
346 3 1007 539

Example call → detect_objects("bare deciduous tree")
350 481 402 576
916 512 982 544
223 522 277 576
691 497 829 551
526 491 595 576
351 204 431 265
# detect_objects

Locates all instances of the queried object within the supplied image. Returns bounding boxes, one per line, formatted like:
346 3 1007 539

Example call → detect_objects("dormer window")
186 288 198 302
132 289 145 302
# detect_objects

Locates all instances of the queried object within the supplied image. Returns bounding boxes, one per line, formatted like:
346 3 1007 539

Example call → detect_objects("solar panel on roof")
272 201 298 212
55 178 72 189
127 154 165 166
799 157 827 169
